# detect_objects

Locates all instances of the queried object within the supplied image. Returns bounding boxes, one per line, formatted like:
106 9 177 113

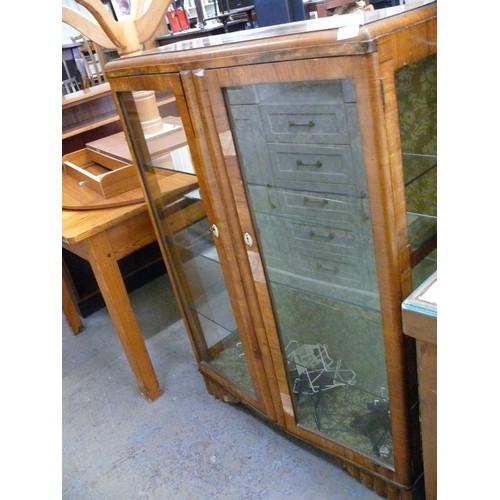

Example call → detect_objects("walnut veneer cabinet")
106 2 436 497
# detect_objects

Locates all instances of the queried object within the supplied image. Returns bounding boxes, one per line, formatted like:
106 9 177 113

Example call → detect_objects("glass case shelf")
188 268 237 340
403 153 436 188
407 212 437 248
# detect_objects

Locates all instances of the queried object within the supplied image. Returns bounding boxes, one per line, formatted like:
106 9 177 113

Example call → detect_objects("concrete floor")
62 273 381 499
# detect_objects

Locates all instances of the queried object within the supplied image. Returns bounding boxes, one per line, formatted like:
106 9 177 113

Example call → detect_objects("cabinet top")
403 272 437 318
402 272 437 344
106 1 436 78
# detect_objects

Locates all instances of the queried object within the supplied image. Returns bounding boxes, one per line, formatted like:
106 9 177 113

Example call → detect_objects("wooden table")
62 171 199 401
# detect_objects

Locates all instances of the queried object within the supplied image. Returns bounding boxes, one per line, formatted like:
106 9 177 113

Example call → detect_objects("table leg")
62 269 84 335
62 277 83 335
85 231 162 401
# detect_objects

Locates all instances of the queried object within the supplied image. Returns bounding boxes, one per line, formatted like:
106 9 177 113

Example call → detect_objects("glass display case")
107 2 436 497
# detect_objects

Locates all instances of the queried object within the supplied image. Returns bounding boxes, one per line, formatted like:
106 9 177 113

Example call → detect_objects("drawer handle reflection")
303 196 328 206
267 184 277 209
310 230 334 240
296 159 323 168
316 263 340 274
288 120 315 128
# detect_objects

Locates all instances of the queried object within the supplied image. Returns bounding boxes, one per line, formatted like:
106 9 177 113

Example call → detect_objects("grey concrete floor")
62 273 381 499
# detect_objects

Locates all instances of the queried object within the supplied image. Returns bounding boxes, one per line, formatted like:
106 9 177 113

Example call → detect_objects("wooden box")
62 148 140 199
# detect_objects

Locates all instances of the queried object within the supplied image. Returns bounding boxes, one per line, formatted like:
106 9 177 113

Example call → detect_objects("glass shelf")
412 250 437 289
188 270 237 338
403 153 436 188
407 212 437 248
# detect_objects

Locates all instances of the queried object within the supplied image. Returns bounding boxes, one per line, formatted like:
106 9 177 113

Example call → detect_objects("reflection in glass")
117 89 255 398
225 80 393 465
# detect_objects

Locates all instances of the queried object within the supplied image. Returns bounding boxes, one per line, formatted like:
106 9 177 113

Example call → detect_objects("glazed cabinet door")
188 57 425 480
111 75 277 419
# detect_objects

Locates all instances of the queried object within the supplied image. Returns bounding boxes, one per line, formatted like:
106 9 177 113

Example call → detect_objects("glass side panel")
396 54 437 288
117 89 255 398
225 80 393 466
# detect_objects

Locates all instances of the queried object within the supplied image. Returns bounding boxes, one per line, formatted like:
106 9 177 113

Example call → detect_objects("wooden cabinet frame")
107 3 436 496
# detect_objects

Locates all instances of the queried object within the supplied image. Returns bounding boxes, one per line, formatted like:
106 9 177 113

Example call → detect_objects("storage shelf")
407 212 437 267
189 277 237 336
403 153 436 188
62 113 120 140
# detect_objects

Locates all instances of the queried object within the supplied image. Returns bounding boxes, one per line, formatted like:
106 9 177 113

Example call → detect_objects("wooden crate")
62 148 140 199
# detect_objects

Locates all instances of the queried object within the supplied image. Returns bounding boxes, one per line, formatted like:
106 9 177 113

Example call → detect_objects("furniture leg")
62 262 84 334
85 231 162 401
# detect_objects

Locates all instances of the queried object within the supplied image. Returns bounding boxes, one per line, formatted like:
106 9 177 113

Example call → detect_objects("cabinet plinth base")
338 461 424 500
204 377 240 404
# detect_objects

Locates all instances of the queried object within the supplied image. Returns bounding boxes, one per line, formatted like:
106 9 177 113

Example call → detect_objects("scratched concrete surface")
62 275 381 499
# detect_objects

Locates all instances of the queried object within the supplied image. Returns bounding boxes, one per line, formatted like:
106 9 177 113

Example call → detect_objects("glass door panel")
223 80 393 465
117 88 256 399
395 54 437 287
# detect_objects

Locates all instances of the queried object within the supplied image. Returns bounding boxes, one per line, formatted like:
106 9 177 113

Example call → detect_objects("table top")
402 271 437 345
402 272 437 318
63 171 199 244
62 202 146 245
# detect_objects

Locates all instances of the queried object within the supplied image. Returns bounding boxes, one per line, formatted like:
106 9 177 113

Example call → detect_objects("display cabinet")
106 1 436 496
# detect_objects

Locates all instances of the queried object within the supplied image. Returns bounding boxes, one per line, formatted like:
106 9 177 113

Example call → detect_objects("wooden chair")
62 77 81 95
71 34 107 88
